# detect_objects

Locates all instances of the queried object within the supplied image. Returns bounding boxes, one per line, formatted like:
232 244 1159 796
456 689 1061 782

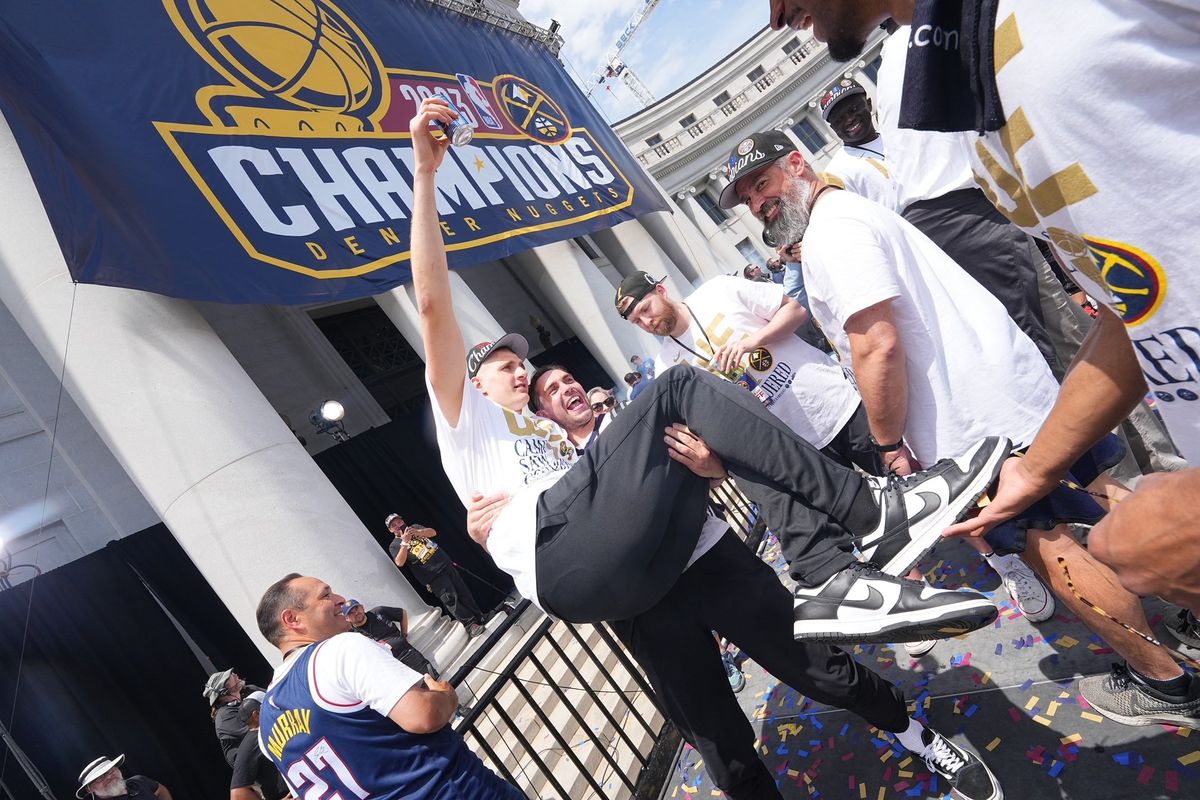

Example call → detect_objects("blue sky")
519 0 768 122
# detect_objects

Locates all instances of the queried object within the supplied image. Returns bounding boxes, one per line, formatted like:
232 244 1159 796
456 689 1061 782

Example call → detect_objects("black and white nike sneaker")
793 562 998 644
916 726 1003 800
856 436 1011 577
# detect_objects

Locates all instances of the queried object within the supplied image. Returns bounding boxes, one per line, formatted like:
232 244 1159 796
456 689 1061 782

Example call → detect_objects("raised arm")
409 97 469 426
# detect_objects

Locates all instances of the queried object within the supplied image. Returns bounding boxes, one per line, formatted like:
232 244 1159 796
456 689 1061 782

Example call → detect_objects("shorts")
983 433 1125 555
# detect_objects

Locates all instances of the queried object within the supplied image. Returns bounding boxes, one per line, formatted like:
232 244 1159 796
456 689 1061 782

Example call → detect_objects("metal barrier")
446 479 761 799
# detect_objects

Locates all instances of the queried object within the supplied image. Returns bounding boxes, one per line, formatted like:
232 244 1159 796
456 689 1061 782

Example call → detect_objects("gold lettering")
344 235 364 255
464 217 481 232
593 191 604 205
607 187 619 199
545 203 559 216
298 708 311 734
306 242 328 261
379 226 400 246
704 312 736 349
577 194 590 208
526 205 541 219
504 410 537 437
506 207 522 222
439 220 456 237
562 199 575 212
993 13 1023 72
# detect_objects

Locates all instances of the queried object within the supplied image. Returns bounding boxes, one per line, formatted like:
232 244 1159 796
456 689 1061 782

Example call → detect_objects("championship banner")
0 0 667 304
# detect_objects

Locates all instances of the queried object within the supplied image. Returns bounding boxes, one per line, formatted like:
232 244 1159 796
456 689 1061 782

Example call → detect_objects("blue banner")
0 0 666 303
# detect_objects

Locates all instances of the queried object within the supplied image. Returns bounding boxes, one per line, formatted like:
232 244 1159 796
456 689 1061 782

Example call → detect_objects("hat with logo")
718 130 798 209
614 271 664 319
76 755 125 798
203 668 235 706
819 80 867 121
466 333 529 378
237 690 266 727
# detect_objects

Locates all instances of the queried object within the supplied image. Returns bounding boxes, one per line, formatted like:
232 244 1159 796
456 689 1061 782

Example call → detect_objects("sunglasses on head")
590 396 616 412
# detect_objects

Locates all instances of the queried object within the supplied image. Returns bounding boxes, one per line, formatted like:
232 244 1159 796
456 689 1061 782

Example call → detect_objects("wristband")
871 435 905 453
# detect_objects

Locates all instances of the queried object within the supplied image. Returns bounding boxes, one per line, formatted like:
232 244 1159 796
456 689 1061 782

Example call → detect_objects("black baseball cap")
466 333 529 377
718 130 797 209
614 271 664 319
819 80 867 121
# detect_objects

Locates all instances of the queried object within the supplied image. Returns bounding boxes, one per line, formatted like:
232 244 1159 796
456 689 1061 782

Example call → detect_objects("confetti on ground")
986 737 1002 751
1178 751 1200 766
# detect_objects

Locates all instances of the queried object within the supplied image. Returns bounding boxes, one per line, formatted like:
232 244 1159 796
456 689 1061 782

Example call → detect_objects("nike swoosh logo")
839 584 885 611
914 490 943 518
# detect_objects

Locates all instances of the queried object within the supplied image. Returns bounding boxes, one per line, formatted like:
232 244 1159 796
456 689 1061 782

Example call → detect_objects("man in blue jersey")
254 574 524 800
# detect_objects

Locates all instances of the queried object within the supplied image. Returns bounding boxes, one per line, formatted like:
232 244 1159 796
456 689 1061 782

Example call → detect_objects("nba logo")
456 73 504 130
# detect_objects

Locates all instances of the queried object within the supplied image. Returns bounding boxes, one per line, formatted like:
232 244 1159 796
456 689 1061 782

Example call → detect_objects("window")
791 118 827 153
645 133 662 147
679 113 696 128
781 37 801 55
694 191 728 225
712 90 730 106
747 66 765 82
736 238 766 268
861 55 883 85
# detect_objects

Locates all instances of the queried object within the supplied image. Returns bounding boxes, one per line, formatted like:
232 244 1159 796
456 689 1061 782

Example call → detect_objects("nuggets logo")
1047 228 1166 326
154 0 637 279
748 347 773 372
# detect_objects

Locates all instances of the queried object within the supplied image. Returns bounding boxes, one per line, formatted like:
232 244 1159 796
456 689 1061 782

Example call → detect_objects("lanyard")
669 303 716 366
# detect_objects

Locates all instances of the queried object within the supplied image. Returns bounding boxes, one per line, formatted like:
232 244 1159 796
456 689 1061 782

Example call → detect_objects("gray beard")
763 179 815 248
93 781 128 798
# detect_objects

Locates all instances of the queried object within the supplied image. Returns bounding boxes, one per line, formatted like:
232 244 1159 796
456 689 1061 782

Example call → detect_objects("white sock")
894 717 927 753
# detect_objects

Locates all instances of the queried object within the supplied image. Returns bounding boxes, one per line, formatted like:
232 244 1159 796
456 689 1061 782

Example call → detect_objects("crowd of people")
76 3 1199 800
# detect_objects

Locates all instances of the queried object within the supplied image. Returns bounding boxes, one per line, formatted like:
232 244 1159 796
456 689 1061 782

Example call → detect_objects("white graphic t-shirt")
801 190 1056 464
429 376 577 608
656 276 860 450
822 148 900 212
967 0 1200 462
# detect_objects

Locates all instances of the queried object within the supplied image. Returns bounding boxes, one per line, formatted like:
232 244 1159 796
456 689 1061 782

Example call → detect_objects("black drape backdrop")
0 526 269 800
313 402 514 612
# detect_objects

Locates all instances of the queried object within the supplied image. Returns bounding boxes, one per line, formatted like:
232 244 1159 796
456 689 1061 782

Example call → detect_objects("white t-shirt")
268 634 423 719
655 276 861 450
821 148 900 211
801 190 1056 464
429 376 577 609
877 28 978 210
842 135 887 161
967 0 1200 463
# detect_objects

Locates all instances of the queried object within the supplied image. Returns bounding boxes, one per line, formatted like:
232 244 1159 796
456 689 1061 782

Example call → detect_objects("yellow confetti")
787 769 799 777
986 737 1001 751
1081 712 1104 723
1178 727 1191 738
877 788 887 800
859 782 868 800
1033 715 1052 726
898 770 914 778
1047 701 1060 717
898 756 913 769
1058 691 1072 699
1025 696 1040 711
880 749 893 763
1061 733 1083 745
1057 635 1079 648
981 671 992 685
1178 750 1200 766
682 786 697 795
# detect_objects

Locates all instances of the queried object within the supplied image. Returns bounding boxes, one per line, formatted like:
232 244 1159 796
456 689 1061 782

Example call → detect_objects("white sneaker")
904 639 937 657
990 554 1055 622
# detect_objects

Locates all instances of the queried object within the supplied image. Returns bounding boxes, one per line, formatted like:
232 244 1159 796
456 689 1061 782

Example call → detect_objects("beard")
92 779 128 798
763 177 816 248
654 306 678 336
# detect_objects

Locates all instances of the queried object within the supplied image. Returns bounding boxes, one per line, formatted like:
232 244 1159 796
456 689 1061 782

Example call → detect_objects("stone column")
374 270 506 362
508 240 659 381
0 114 431 662
677 190 745 273
588 219 693 297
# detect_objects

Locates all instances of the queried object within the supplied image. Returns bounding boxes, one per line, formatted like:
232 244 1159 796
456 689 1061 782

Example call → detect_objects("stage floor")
664 534 1199 800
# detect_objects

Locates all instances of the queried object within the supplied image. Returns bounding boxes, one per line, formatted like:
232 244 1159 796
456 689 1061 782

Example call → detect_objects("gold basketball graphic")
185 0 381 114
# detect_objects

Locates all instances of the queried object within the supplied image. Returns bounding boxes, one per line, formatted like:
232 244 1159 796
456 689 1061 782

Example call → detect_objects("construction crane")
585 0 662 107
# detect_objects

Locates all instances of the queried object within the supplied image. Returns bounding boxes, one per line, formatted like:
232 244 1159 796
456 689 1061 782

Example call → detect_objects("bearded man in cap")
76 755 170 800
203 668 264 768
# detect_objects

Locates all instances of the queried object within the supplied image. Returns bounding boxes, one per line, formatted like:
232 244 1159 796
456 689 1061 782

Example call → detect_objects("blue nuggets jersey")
259 637 523 800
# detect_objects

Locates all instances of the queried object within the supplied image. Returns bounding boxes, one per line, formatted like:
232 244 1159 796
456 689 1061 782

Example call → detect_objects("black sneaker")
1165 606 1200 650
916 727 1003 800
856 436 1011 576
793 562 998 644
1078 663 1200 730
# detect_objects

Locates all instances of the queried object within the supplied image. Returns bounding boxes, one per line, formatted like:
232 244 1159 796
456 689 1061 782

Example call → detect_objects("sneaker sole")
794 598 998 645
1077 696 1200 731
1017 596 1056 624
877 441 1010 577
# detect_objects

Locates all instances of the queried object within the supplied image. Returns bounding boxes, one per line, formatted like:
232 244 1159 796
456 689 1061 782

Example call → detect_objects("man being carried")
468 364 1003 800
255 575 522 799
407 95 1003 642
